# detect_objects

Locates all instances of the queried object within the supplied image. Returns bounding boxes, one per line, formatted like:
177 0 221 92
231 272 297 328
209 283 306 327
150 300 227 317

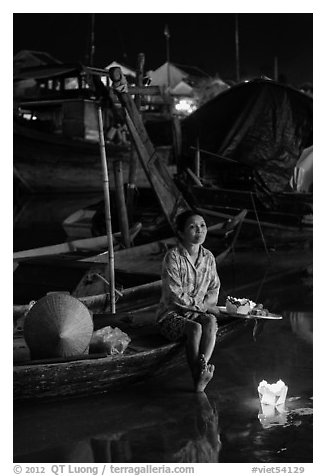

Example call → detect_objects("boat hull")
14 339 183 401
13 317 248 401
14 122 174 193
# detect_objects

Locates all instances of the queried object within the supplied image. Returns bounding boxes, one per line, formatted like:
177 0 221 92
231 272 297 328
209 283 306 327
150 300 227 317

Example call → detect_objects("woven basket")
24 293 93 359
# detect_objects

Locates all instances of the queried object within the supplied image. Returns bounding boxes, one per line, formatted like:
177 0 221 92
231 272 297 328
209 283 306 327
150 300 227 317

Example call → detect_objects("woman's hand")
205 305 220 316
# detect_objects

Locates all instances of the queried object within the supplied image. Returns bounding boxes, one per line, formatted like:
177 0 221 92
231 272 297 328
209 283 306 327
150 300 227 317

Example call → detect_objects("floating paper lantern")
257 379 288 406
24 293 93 359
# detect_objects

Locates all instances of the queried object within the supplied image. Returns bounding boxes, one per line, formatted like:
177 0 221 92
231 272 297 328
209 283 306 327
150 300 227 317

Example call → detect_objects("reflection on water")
288 311 313 344
14 392 221 463
258 403 288 429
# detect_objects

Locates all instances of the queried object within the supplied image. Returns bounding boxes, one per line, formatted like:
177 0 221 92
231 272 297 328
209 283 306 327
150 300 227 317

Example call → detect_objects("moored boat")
13 286 253 402
13 221 142 265
13 63 174 193
177 78 313 242
13 209 247 303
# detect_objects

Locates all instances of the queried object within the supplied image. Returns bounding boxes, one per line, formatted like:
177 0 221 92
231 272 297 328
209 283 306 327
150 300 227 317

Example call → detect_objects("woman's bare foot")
195 363 215 392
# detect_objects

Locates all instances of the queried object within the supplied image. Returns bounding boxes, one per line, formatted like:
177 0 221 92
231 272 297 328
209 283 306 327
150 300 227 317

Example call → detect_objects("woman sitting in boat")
156 210 221 392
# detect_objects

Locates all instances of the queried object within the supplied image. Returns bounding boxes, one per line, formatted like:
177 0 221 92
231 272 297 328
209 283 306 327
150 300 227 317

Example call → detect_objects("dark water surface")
13 195 313 463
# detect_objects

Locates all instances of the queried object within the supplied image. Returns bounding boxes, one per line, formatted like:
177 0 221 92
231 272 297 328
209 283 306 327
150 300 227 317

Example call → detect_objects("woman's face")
179 214 207 246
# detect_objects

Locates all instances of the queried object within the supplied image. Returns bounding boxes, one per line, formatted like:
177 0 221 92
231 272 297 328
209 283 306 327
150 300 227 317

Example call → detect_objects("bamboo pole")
97 105 116 313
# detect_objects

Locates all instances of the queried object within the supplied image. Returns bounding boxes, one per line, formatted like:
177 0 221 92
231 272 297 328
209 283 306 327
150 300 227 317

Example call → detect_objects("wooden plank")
113 160 131 247
128 85 161 95
197 206 310 232
124 110 188 230
13 235 109 261
108 67 190 231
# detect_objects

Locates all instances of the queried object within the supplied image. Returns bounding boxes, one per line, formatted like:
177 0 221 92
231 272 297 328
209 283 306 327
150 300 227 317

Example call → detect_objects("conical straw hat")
24 293 93 359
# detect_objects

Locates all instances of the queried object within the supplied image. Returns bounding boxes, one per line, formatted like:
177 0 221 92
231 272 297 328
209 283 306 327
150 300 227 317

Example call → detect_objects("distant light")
173 98 198 116
21 112 37 121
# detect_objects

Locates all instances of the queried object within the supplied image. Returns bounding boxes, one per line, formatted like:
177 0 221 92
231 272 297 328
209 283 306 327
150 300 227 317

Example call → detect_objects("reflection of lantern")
258 380 288 406
258 403 288 428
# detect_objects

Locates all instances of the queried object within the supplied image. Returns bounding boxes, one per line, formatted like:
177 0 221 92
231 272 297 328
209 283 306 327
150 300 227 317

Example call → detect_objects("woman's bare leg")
183 317 218 392
195 315 218 392
184 320 202 380
198 314 218 363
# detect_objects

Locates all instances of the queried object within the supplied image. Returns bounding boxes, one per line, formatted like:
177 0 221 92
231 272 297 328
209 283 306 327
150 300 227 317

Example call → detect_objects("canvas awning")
182 78 313 194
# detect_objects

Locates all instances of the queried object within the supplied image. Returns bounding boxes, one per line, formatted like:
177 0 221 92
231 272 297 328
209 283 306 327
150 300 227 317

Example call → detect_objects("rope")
250 192 270 261
91 273 123 302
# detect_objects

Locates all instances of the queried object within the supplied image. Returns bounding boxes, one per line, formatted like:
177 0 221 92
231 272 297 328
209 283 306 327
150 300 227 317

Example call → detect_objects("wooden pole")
235 14 240 82
195 138 201 177
97 105 116 313
126 53 145 220
90 14 96 67
135 52 145 111
164 25 171 89
113 160 131 248
274 56 279 81
171 115 182 160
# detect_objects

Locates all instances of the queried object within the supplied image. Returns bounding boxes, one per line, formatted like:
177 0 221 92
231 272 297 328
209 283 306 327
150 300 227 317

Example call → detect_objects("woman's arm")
203 258 220 307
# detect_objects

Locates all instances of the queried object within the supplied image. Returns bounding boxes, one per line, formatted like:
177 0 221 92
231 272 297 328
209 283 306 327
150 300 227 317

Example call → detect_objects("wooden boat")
62 191 167 240
13 64 173 193
13 222 142 265
13 282 253 402
195 206 313 249
62 202 101 238
177 78 313 240
13 208 249 401
13 209 247 303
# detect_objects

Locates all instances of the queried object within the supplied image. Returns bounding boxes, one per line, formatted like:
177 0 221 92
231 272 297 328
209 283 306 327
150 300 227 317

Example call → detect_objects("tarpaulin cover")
181 79 312 194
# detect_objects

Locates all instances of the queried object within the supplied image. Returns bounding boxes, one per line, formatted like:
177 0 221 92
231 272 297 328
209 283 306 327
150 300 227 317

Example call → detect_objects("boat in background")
13 221 142 267
177 78 313 244
73 209 247 298
13 64 175 193
62 201 102 238
62 189 166 240
13 210 248 303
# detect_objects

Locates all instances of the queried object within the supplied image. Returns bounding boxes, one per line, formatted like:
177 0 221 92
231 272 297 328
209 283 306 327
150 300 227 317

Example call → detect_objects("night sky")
13 12 312 87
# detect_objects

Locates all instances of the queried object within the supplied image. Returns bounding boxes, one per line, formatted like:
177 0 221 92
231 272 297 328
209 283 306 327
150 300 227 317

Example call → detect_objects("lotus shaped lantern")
257 379 288 406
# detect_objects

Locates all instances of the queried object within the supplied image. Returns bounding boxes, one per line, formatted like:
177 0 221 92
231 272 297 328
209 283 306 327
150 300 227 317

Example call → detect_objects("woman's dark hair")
175 209 204 232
